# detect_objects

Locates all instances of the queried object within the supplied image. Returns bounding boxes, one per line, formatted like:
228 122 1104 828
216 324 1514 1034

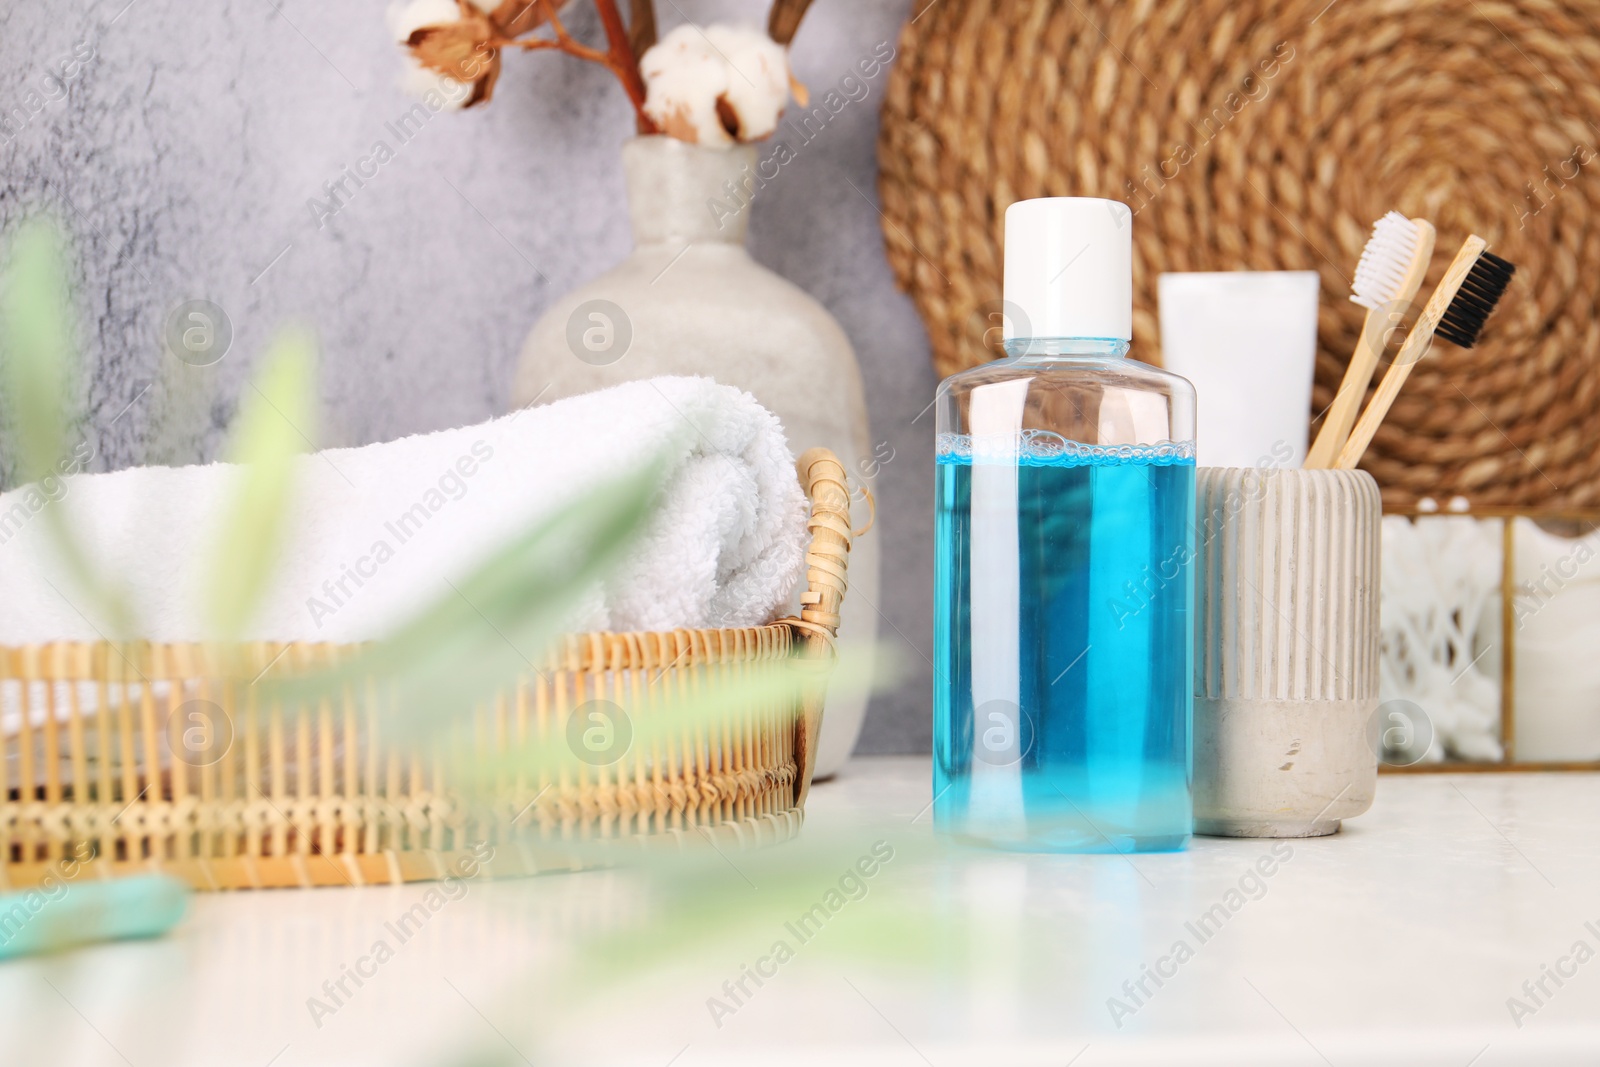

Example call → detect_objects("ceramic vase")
1193 467 1382 837
512 134 878 777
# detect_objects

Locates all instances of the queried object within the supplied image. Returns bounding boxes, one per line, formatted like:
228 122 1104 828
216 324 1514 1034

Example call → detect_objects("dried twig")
766 0 814 46
491 0 657 131
627 0 658 61
592 0 657 131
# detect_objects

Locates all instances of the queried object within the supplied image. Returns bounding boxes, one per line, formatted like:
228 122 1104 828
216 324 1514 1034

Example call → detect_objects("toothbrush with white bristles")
1304 212 1437 468
1335 237 1516 470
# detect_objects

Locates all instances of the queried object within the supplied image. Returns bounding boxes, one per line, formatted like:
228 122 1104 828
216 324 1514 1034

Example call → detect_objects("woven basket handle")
794 448 854 640
788 447 857 805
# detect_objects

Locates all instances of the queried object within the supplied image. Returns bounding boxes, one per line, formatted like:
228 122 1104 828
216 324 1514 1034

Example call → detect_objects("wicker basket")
0 450 856 891
878 0 1600 507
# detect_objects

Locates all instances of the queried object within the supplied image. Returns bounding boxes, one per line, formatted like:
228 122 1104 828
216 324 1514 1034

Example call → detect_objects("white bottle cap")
1003 197 1133 341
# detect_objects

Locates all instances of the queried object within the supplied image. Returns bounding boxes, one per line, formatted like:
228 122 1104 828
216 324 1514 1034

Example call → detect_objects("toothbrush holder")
1193 466 1382 837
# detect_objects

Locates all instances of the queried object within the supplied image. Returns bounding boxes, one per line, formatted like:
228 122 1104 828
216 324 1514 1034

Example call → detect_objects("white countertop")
3 757 1599 1066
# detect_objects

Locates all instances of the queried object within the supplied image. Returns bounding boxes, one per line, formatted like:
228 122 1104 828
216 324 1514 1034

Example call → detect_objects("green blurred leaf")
1 216 137 635
202 330 314 639
268 454 670 739
0 217 72 483
463 643 881 786
504 816 975 1056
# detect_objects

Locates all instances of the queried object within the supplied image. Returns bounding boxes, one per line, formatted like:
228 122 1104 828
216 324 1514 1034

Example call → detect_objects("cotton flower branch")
497 0 656 130
389 0 818 145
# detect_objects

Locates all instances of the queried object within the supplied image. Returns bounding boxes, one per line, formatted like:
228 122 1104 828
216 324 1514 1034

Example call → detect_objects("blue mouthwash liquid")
934 437 1195 852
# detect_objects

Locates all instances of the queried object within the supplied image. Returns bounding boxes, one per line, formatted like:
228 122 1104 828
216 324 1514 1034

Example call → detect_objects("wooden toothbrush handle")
1306 219 1435 468
1305 311 1386 468
1335 236 1487 470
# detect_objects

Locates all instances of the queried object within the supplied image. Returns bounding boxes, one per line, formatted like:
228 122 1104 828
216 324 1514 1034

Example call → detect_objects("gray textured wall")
0 0 935 755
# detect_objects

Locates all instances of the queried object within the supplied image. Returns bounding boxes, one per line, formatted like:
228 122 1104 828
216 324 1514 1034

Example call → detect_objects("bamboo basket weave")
0 450 856 891
878 0 1600 507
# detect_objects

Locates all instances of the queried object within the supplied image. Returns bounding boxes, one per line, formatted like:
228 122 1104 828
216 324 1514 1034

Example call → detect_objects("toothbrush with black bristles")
1335 236 1517 470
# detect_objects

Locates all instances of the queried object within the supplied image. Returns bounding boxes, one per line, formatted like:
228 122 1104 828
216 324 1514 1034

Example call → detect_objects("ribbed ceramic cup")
1193 467 1382 837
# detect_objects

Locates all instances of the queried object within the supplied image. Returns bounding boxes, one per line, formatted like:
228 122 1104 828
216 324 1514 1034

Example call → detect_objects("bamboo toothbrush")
1305 212 1437 468
1335 237 1517 469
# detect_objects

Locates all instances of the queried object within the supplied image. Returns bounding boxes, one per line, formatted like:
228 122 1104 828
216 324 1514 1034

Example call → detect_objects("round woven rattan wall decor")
878 0 1600 506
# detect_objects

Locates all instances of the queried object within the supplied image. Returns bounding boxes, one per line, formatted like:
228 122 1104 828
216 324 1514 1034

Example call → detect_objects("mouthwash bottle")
933 197 1196 853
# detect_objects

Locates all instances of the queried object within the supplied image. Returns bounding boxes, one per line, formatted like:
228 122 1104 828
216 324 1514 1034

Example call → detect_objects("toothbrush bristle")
1349 211 1424 310
1434 251 1516 348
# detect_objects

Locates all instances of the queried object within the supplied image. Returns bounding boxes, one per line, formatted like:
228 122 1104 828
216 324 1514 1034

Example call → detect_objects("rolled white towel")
0 376 807 644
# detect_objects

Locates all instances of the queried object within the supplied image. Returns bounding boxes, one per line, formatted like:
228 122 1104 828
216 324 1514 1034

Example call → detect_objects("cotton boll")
387 0 464 42
641 28 734 146
397 55 473 111
389 0 501 108
641 24 793 146
703 26 791 141
388 0 473 109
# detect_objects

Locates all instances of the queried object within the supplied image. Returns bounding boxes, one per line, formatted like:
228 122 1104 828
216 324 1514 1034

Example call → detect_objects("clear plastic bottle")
933 198 1196 853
